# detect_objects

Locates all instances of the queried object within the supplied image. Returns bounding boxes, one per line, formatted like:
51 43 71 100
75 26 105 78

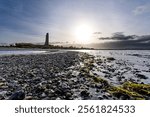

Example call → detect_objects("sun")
74 23 93 44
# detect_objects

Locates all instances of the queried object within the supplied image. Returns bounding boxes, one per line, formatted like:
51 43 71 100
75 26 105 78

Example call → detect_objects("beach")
0 50 150 100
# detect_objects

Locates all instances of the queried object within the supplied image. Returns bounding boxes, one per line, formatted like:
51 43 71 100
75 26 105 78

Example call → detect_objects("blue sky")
0 0 150 43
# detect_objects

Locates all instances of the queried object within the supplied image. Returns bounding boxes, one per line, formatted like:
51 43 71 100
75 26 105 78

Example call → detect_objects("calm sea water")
0 50 46 56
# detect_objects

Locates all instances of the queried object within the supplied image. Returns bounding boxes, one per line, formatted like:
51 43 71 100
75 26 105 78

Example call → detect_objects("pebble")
136 73 148 79
0 51 147 100
25 96 33 100
80 90 90 97
9 91 25 100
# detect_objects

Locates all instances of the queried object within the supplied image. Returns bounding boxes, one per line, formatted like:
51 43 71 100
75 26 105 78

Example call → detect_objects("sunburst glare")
74 23 94 44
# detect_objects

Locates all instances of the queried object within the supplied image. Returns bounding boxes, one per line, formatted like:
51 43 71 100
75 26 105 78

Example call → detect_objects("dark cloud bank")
87 32 150 49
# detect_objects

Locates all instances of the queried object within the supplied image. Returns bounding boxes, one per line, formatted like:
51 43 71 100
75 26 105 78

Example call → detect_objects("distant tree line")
10 43 93 49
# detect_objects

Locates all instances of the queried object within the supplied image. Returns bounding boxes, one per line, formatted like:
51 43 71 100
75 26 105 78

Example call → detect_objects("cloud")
133 4 150 15
98 32 150 49
99 32 135 41
88 36 150 49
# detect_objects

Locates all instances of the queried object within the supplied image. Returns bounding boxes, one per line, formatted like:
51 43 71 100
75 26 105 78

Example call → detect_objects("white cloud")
133 4 150 15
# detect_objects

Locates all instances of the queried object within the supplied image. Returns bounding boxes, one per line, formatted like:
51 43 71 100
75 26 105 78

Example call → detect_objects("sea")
0 50 46 56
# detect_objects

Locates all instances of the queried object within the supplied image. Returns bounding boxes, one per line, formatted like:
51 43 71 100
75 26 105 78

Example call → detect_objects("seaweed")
109 82 150 100
123 82 150 96
109 86 144 100
93 77 109 88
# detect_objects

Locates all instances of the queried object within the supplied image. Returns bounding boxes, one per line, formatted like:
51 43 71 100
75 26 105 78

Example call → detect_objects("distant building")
44 33 49 46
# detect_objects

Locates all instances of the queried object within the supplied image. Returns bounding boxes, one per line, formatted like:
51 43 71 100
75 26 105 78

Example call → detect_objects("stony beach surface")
0 50 150 100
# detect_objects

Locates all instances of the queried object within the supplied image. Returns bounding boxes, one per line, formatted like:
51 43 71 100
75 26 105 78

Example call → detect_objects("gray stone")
9 91 25 100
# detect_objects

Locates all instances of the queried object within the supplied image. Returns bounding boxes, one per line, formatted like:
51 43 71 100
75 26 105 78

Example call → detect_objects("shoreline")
0 51 150 100
1 47 150 51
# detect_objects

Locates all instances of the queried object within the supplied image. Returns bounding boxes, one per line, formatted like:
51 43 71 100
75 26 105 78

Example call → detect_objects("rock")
34 86 45 94
56 97 61 100
0 91 7 97
55 89 63 95
41 93 46 98
107 57 115 61
80 90 90 97
0 82 6 86
101 89 107 93
136 73 148 79
32 77 42 83
108 68 115 72
102 95 109 99
117 76 122 82
98 96 103 100
9 91 25 100
0 85 8 89
95 84 103 89
90 84 96 88
0 76 6 82
105 92 112 98
50 97 57 100
96 89 100 92
65 92 72 99
25 96 33 100
72 71 79 77
59 82 70 90
120 95 131 100
27 72 35 77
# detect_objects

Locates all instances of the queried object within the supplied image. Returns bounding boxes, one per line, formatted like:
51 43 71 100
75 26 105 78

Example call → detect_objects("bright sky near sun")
0 0 150 44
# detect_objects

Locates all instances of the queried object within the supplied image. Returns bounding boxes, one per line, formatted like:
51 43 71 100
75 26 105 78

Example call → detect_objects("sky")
0 0 150 46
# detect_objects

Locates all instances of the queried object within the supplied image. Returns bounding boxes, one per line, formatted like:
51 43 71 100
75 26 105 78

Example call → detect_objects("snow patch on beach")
77 50 150 85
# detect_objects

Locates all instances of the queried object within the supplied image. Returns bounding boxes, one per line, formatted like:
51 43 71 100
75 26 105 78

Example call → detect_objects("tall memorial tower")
44 33 49 46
